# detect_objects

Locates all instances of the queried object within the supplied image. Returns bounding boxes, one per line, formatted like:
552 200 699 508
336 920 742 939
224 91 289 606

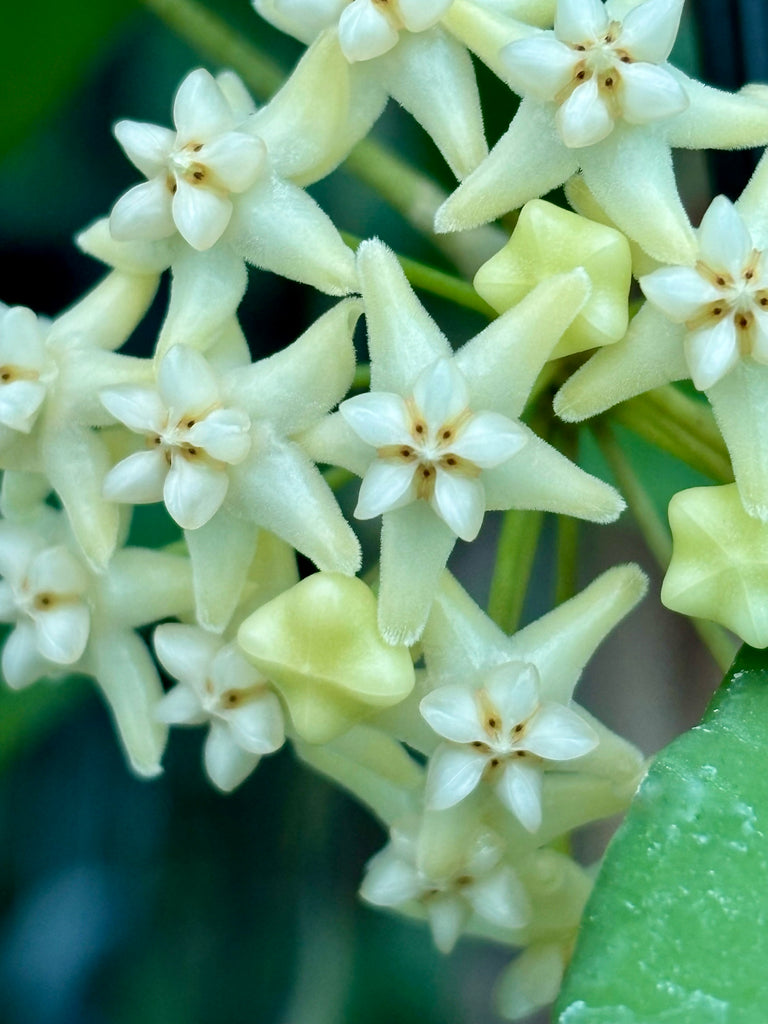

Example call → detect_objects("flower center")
689 250 768 356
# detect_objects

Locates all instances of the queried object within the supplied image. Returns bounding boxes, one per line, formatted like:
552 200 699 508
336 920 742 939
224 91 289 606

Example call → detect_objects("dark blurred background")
1 2 765 1022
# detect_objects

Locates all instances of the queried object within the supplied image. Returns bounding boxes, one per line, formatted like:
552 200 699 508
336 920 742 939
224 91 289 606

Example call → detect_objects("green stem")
342 232 494 317
141 0 507 274
142 0 284 96
613 386 732 484
351 363 370 392
487 509 544 635
593 423 736 672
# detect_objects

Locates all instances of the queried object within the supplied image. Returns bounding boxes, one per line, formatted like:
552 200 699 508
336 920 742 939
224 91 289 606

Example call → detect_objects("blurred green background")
0 2 763 1022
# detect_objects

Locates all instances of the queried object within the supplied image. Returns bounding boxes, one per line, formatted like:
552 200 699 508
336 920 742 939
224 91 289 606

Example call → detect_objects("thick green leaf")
556 645 768 1023
3 0 137 159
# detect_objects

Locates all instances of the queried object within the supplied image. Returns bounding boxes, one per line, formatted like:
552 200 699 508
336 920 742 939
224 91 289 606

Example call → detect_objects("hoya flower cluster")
6 0 768 1019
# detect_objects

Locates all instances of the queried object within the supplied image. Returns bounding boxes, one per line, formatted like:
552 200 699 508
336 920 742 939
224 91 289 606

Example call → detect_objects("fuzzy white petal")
34 604 89 665
198 132 268 193
360 850 423 906
338 0 399 62
420 684 484 743
426 895 469 954
204 721 260 791
484 662 539 726
113 120 175 178
496 761 543 832
412 358 469 427
28 546 88 595
502 34 577 101
450 412 526 468
523 703 598 760
618 0 684 62
0 381 47 433
173 69 233 143
155 683 207 725
431 471 485 541
557 76 614 149
698 195 754 278
685 319 741 391
226 691 285 754
158 345 220 417
2 621 51 688
153 622 221 689
355 460 416 519
340 392 412 447
186 409 252 464
397 0 452 32
640 266 720 321
425 743 487 809
103 450 168 504
172 179 233 251
555 0 608 44
110 178 176 242
99 386 166 433
619 61 688 125
163 456 229 530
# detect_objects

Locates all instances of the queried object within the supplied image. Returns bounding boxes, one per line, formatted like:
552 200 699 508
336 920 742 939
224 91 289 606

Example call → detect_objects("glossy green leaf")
556 645 768 1023
3 0 137 159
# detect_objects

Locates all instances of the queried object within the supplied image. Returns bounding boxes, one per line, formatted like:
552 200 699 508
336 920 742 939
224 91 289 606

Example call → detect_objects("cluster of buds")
5 0 768 1018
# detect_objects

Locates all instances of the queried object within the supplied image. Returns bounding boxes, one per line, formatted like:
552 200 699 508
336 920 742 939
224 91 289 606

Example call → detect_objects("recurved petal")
103 450 168 505
187 409 252 463
431 471 485 542
110 178 176 242
164 456 229 530
640 265 720 321
172 179 233 251
495 760 543 832
3 621 54 689
523 702 598 760
204 720 261 791
419 684 484 743
340 392 412 447
113 120 175 178
555 0 608 44
425 742 488 809
153 622 221 689
619 61 688 124
99 385 166 433
338 0 399 62
684 319 741 391
557 76 614 149
618 0 684 62
173 68 233 142
355 459 416 519
450 412 527 468
199 131 268 193
502 33 576 101
697 195 753 278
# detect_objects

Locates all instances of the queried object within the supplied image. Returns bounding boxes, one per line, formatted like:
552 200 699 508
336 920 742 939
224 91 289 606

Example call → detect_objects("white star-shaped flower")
418 566 648 840
0 509 194 776
420 661 598 832
360 819 531 953
102 300 362 631
555 153 768 520
111 68 269 251
302 239 624 643
0 275 158 569
154 623 285 792
436 0 768 263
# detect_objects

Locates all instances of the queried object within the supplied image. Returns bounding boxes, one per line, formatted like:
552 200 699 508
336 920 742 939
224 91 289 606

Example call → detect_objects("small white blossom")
101 344 252 530
360 820 530 953
503 0 687 149
341 357 526 541
420 662 598 832
640 196 768 390
155 623 285 792
337 0 453 62
0 306 56 435
111 69 269 251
